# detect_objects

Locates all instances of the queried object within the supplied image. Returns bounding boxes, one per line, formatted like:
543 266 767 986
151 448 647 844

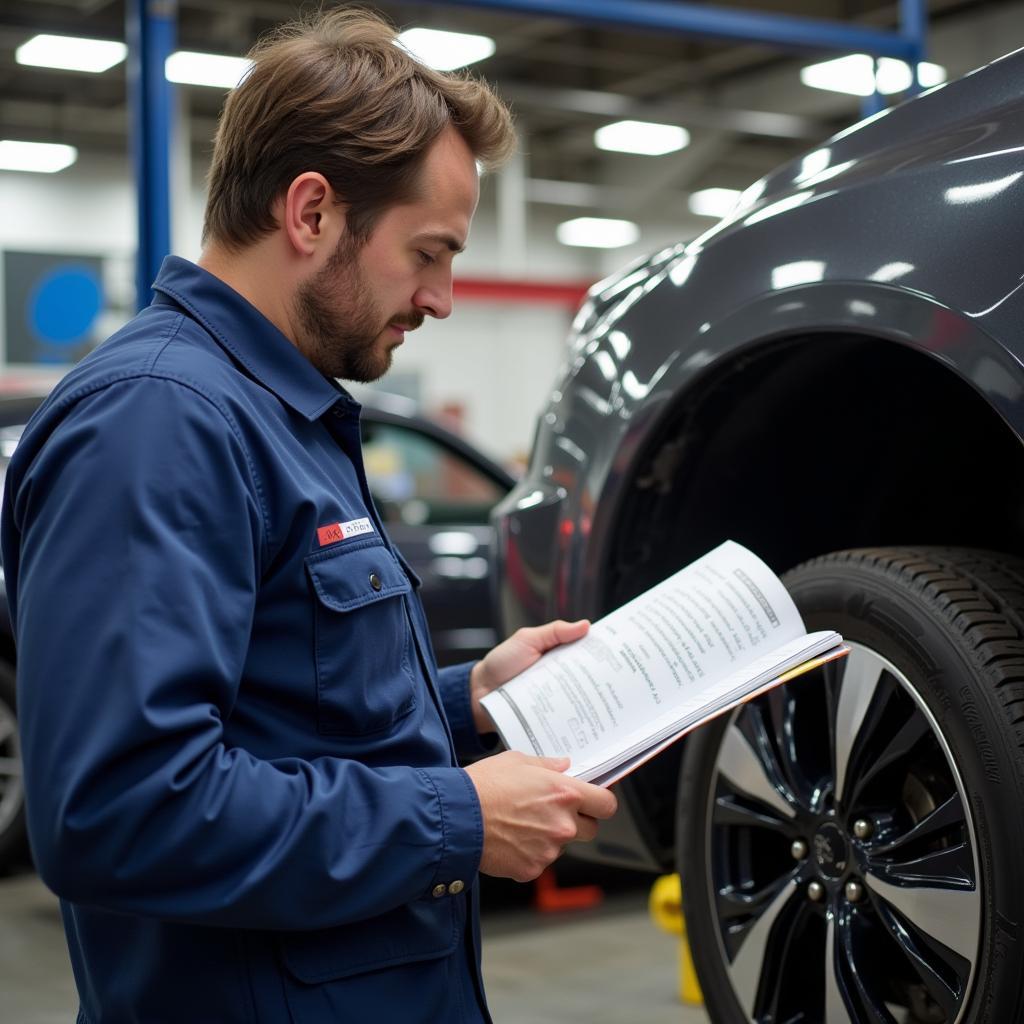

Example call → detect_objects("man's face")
295 127 479 382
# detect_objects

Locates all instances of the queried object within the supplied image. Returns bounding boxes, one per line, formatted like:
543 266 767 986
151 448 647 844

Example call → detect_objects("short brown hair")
202 6 516 249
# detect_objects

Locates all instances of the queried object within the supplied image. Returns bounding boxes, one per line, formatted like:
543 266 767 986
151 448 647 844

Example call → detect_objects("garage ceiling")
0 0 1017 223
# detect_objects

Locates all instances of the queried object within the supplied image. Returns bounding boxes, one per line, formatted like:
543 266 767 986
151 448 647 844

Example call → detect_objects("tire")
0 659 26 872
678 548 1024 1024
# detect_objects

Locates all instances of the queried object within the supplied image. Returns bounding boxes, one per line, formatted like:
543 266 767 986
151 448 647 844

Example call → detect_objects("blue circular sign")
27 264 104 347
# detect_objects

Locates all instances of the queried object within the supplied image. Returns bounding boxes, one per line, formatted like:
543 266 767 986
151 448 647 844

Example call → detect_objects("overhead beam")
435 0 921 59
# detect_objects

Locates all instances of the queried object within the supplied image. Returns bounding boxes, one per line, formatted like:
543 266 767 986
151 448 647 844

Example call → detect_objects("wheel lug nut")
845 880 864 903
791 839 808 860
807 881 825 902
853 818 874 840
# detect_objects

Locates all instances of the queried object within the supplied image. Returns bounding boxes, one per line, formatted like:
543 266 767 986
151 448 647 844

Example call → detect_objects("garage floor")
0 868 710 1023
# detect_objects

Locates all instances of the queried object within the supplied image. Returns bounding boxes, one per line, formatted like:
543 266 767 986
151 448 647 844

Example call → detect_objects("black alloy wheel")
678 548 1024 1024
0 660 25 871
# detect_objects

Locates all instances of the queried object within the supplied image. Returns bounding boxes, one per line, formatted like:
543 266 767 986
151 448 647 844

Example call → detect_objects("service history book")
481 540 849 787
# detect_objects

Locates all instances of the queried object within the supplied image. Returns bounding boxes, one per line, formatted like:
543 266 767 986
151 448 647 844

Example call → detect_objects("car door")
359 413 513 667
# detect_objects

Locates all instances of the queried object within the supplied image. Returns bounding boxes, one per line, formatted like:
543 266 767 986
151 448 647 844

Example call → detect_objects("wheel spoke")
864 870 980 963
833 647 885 804
726 876 801 1016
713 793 793 834
0 757 21 777
825 913 858 1024
832 908 901 1023
847 709 931 804
872 898 967 1020
869 841 975 889
0 716 15 747
872 792 965 857
716 721 796 820
717 867 800 923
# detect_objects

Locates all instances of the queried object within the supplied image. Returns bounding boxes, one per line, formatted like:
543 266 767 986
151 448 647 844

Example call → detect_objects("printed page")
574 633 847 785
481 540 807 763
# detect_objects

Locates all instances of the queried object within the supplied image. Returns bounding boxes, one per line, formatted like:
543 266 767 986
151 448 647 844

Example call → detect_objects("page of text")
482 540 806 760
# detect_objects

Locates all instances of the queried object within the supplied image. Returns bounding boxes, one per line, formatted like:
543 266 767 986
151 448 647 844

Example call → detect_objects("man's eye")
417 251 435 266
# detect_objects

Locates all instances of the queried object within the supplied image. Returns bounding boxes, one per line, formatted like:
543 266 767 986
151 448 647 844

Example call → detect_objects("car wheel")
678 548 1024 1024
0 660 25 871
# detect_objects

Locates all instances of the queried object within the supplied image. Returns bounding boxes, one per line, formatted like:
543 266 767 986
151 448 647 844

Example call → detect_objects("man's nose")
414 271 454 320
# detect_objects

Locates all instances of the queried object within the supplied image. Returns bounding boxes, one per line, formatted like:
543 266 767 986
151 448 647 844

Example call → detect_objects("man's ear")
281 172 345 258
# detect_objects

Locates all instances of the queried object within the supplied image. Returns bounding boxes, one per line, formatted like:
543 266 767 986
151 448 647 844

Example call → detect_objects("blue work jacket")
1 256 493 1023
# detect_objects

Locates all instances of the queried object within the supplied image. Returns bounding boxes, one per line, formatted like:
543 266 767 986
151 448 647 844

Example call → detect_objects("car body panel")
493 47 1024 869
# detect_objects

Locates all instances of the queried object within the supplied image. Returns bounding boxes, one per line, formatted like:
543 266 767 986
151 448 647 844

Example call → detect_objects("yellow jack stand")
649 873 703 1006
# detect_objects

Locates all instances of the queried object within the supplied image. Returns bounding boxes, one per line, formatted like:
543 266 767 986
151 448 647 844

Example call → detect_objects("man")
1 9 616 1023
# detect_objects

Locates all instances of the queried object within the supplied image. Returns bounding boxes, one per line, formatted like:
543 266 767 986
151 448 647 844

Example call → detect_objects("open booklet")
481 540 848 787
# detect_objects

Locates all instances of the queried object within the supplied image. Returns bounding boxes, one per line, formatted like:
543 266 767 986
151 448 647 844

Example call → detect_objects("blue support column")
901 0 928 94
126 0 176 312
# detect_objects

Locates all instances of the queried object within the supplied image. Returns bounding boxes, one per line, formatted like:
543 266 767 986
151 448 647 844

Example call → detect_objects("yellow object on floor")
648 873 703 1006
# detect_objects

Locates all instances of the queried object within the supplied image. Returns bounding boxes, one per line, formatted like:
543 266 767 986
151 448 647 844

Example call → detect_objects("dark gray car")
493 48 1024 1024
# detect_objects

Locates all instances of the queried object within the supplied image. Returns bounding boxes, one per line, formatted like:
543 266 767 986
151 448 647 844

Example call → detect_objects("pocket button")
369 572 383 591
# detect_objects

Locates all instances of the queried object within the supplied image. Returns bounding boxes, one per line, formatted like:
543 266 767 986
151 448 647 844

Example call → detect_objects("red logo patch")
317 524 344 546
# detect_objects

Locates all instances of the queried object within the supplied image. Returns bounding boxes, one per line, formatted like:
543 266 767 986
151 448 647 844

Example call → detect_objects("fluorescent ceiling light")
594 120 689 156
800 54 946 97
0 140 78 173
16 34 127 73
397 28 495 71
688 187 741 218
556 217 639 249
165 51 252 89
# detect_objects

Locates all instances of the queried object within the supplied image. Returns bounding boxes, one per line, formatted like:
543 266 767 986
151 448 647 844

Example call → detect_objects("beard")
293 235 423 383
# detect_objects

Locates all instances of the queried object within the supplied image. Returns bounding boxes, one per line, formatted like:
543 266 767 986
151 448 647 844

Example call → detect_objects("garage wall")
0 156 704 461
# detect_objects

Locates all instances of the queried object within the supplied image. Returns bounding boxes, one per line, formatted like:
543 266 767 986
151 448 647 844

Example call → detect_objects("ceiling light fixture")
396 28 495 71
594 120 689 156
556 217 640 249
800 54 946 97
0 140 78 174
165 51 252 89
688 188 742 218
16 34 127 73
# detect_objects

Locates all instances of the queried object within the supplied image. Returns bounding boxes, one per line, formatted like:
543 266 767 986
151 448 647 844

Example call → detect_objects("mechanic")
0 9 617 1023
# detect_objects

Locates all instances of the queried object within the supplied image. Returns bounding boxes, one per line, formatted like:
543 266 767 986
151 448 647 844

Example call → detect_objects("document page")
482 540 808 766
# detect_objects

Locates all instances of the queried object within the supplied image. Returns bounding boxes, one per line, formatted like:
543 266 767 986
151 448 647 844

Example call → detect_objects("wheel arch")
587 283 1024 871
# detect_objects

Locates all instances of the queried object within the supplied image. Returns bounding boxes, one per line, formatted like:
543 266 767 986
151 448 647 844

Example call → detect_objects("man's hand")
469 619 589 734
464 751 618 882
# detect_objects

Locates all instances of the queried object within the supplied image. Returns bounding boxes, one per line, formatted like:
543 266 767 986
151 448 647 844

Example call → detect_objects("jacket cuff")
417 767 483 900
437 662 499 758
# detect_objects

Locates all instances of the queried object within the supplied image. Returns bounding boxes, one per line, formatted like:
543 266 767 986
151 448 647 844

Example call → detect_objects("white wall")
0 155 701 461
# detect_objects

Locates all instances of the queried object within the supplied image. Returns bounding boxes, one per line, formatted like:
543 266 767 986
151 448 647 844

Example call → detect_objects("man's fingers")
574 815 600 843
574 781 618 820
522 754 571 772
518 618 589 654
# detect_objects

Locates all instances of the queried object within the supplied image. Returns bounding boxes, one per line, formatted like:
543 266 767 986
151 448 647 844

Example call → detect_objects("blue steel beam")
126 0 176 312
434 0 920 60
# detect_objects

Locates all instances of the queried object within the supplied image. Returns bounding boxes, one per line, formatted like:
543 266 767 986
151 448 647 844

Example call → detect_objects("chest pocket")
306 540 418 736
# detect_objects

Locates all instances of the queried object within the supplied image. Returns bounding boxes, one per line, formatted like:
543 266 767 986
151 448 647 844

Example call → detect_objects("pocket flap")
306 541 411 613
280 899 460 983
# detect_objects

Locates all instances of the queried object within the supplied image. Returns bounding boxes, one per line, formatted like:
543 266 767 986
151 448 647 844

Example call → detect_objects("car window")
360 422 505 527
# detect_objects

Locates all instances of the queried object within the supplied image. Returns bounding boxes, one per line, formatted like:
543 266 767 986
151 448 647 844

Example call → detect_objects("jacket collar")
150 255 360 421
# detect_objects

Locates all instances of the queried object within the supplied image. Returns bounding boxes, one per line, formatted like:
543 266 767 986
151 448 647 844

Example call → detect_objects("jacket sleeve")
437 662 500 759
3 376 482 930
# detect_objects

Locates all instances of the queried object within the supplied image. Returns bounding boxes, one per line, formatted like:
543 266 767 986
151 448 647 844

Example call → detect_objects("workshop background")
1 2 1020 1023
